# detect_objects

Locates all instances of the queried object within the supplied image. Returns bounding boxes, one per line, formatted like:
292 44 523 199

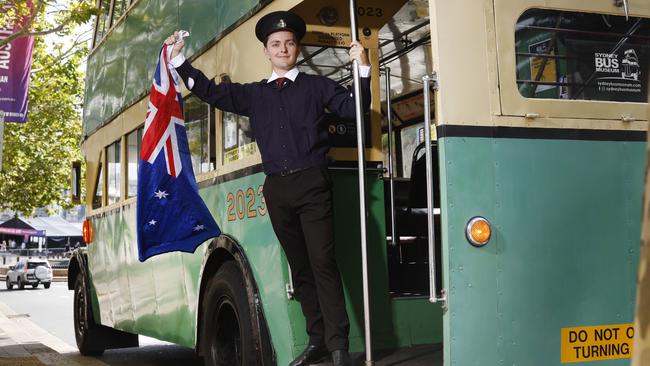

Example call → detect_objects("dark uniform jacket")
175 61 371 175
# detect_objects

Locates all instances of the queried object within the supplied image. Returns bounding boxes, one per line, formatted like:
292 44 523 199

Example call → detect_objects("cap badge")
278 19 286 28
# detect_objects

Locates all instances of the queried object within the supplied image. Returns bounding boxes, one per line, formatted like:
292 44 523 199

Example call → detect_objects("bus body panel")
440 136 644 365
87 170 440 364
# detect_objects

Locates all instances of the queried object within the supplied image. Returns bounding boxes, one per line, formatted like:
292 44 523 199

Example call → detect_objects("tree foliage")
0 0 97 48
0 8 87 214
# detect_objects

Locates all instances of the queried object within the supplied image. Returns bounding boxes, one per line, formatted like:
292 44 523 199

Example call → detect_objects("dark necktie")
275 77 285 89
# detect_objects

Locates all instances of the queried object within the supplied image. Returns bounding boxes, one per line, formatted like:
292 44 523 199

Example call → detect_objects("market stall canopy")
0 216 81 237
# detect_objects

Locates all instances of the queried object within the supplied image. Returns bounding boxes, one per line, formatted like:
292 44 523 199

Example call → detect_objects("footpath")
0 293 105 366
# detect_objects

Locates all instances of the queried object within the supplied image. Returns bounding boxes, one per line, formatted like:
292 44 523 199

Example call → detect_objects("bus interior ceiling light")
82 218 94 244
466 216 491 247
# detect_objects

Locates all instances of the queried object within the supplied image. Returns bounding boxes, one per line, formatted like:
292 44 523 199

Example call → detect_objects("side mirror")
9 266 14 271
71 161 81 204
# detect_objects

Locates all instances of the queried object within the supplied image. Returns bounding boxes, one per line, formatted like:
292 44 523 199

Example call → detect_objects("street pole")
0 110 4 172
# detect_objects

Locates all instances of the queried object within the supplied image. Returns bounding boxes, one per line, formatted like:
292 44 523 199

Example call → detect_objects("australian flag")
136 45 220 262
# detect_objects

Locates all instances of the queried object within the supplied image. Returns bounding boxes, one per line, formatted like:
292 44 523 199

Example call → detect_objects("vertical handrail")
349 0 373 364
422 74 446 306
384 68 398 246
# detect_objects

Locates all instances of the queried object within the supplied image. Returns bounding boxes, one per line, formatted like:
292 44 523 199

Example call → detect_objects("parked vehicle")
6 259 53 290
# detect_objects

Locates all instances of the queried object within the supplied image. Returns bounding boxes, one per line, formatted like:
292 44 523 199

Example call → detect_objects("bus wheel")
202 261 258 366
73 275 105 356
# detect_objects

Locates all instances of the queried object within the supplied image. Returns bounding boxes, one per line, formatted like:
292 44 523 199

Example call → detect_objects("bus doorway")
293 0 444 362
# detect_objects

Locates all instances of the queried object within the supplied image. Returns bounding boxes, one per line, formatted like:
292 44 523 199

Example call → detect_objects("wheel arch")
196 234 275 363
67 248 88 290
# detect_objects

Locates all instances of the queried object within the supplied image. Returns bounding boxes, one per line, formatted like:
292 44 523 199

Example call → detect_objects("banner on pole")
0 1 34 123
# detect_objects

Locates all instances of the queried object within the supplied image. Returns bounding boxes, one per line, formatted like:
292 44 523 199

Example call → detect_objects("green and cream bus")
70 0 650 365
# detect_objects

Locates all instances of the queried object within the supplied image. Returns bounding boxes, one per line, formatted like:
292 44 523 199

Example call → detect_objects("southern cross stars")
154 190 169 199
148 219 157 226
193 224 205 231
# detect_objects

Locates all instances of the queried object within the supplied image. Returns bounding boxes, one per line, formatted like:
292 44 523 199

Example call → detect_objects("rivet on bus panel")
466 216 491 247
82 218 94 245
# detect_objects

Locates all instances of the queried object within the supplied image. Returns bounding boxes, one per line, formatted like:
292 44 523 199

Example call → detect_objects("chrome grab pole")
422 74 446 307
349 0 373 364
384 68 398 246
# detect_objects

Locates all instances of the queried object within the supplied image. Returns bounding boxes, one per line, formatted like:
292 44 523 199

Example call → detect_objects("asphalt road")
0 280 203 366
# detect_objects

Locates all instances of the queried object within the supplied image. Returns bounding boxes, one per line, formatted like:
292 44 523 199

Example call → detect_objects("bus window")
223 112 255 163
92 162 103 210
381 131 398 177
399 124 423 178
221 74 255 164
107 140 121 204
93 0 111 48
184 95 214 174
111 0 128 27
126 127 142 198
516 9 650 102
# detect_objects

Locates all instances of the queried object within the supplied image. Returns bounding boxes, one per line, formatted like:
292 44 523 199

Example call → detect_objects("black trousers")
263 166 349 351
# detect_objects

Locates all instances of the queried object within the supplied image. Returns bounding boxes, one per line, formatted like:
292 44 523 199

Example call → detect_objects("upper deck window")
93 0 112 48
92 161 103 210
516 9 649 102
110 0 128 28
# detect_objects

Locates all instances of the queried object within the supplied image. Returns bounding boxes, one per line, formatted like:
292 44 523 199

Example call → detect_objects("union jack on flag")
141 46 184 176
136 45 220 262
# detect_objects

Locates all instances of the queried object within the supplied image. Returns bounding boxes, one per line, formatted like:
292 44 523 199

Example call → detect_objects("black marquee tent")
0 216 82 250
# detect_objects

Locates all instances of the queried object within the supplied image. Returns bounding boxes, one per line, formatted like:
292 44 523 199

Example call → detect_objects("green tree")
0 17 87 214
0 0 96 48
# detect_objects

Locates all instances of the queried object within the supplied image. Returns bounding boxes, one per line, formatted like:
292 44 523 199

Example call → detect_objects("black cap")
255 11 306 44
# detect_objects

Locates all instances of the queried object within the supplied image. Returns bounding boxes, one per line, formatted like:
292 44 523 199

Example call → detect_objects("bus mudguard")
197 234 275 364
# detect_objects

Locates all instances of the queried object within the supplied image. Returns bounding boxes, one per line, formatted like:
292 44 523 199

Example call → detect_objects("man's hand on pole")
349 41 369 66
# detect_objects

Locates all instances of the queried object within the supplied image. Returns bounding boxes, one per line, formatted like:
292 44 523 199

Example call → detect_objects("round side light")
82 218 94 245
466 216 491 247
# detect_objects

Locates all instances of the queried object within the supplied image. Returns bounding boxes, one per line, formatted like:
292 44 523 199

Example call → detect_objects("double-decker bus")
70 0 650 365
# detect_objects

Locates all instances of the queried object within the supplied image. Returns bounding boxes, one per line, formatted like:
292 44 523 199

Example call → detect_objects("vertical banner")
0 1 34 123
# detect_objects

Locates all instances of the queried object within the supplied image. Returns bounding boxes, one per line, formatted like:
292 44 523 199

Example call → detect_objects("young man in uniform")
166 10 371 366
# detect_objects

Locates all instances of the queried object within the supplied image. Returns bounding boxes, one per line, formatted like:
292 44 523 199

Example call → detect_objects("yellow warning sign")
561 323 634 363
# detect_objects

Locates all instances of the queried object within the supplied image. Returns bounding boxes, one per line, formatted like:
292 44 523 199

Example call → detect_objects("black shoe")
289 344 329 366
331 349 353 366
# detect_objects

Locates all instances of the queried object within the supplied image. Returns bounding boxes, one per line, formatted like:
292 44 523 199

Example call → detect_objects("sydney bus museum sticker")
560 323 634 363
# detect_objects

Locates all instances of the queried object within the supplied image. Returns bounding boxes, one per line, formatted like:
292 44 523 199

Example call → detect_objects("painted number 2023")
226 185 266 222
357 7 383 17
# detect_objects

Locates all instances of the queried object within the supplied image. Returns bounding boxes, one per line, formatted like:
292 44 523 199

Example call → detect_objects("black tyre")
6 277 12 290
73 275 105 356
18 277 24 290
44 282 51 289
202 262 259 366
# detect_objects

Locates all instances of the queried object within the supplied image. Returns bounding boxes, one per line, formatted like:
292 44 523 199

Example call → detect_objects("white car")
6 259 53 290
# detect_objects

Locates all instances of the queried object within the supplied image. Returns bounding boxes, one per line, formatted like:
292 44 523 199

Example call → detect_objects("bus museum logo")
593 49 642 96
